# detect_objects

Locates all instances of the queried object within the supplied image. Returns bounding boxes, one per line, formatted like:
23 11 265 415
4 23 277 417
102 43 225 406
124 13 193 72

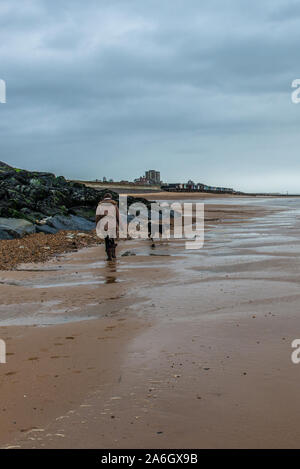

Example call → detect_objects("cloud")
0 0 300 191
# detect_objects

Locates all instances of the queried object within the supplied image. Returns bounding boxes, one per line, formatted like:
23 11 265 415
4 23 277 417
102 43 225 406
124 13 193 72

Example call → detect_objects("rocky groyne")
0 161 150 239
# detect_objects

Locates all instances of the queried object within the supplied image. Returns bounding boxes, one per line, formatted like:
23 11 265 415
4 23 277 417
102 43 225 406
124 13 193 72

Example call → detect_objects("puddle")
32 278 124 288
0 314 97 327
0 278 124 289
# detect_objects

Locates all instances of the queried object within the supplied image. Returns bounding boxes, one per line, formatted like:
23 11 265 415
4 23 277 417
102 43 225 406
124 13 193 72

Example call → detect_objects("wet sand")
126 191 258 200
1 197 300 448
121 191 242 200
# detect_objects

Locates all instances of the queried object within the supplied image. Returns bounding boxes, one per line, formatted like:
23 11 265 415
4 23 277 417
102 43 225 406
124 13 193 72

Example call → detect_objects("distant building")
145 170 161 185
134 170 161 185
134 176 150 184
161 183 181 191
161 181 235 193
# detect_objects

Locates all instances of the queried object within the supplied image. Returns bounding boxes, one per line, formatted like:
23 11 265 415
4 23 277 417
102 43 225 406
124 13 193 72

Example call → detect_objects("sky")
1 0 300 192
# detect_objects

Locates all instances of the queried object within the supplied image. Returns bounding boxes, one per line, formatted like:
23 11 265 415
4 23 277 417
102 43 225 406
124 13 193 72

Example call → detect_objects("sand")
1 197 300 449
123 191 252 200
0 231 100 270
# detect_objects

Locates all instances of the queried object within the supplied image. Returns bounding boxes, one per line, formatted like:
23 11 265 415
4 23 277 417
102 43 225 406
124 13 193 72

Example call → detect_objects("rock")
0 161 152 238
35 224 58 235
44 215 95 232
121 251 136 257
0 161 13 170
70 207 96 221
0 218 36 239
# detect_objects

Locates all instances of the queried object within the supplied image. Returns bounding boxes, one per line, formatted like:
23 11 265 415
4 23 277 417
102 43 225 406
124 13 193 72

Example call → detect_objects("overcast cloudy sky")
1 0 300 192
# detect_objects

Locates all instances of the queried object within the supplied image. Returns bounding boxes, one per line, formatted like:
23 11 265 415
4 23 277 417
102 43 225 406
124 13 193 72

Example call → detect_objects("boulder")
0 218 36 239
35 224 57 235
43 215 95 232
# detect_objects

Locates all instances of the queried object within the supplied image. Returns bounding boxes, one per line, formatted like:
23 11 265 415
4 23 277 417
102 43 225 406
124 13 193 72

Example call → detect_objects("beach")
1 196 300 448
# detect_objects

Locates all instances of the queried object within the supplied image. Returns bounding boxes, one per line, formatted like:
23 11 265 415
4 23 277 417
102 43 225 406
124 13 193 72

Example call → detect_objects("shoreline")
0 199 274 271
123 191 297 200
